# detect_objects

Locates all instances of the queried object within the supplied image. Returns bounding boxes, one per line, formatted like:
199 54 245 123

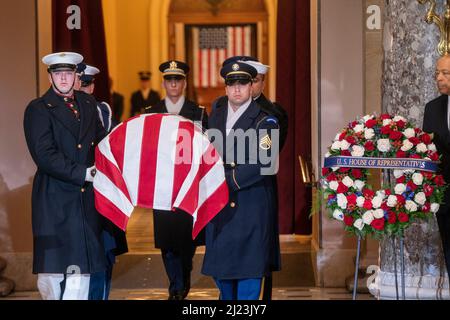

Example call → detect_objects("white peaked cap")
240 60 270 75
42 52 83 67
84 65 100 76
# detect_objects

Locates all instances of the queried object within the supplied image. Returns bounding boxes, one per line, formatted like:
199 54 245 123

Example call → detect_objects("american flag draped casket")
93 113 229 238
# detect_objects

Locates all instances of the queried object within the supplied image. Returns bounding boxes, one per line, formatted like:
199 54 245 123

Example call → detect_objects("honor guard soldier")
75 63 129 300
201 61 280 300
23 52 107 300
146 60 208 300
130 71 161 117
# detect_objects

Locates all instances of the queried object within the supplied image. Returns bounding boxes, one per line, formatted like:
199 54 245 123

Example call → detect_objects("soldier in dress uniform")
146 60 208 300
23 52 107 300
130 71 161 117
75 63 129 300
201 61 280 300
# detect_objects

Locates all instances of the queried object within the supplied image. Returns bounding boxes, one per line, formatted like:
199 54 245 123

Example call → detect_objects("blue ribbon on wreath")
323 156 438 172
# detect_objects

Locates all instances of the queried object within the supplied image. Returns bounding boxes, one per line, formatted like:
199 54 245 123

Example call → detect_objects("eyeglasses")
435 70 450 79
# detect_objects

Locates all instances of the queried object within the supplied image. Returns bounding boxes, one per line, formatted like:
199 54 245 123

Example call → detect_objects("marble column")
369 0 449 299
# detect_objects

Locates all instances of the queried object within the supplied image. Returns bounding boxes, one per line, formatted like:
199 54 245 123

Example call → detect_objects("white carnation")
394 183 407 195
377 139 391 152
373 209 384 219
353 124 365 133
340 140 351 150
412 173 423 186
416 143 428 153
376 190 386 198
337 194 348 210
403 128 415 139
401 139 414 152
356 196 365 208
363 115 373 122
331 141 341 151
332 209 344 221
428 143 437 152
383 119 393 126
325 152 331 158
351 145 365 157
335 133 342 141
364 128 375 140
414 192 426 206
353 219 364 231
342 176 354 188
362 211 374 225
387 195 398 207
393 115 406 123
405 200 418 212
354 180 365 191
372 196 384 209
329 181 339 191
393 170 404 178
431 203 440 213
331 167 339 172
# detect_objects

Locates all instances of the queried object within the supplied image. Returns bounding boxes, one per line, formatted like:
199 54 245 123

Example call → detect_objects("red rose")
339 167 351 173
396 176 406 184
364 141 375 151
423 184 434 197
322 167 331 176
396 120 406 128
351 169 363 179
429 152 439 161
326 173 338 182
347 194 357 206
363 200 373 210
349 121 358 128
328 194 336 201
396 195 406 205
434 175 445 186
409 137 420 145
381 114 391 120
339 132 347 140
384 189 392 196
346 136 356 144
365 119 377 128
344 215 354 226
337 183 349 194
363 188 375 199
420 133 432 144
407 180 418 191
389 131 403 140
387 212 397 224
414 128 422 134
410 154 421 159
396 150 407 158
341 150 351 156
398 212 409 223
371 218 385 231
422 203 431 212
423 172 433 180
381 125 392 135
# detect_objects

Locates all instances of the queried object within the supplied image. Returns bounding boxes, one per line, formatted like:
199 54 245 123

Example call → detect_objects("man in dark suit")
109 77 124 123
23 52 107 300
130 71 161 117
423 54 450 279
145 60 208 300
202 61 280 300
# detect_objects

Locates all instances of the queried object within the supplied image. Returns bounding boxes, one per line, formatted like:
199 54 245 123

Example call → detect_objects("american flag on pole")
93 113 229 238
193 25 254 88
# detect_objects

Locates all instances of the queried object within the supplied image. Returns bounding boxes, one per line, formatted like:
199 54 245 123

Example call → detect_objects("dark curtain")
276 0 312 235
52 0 110 104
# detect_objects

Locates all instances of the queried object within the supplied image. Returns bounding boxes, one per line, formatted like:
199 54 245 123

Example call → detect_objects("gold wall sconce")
418 0 450 56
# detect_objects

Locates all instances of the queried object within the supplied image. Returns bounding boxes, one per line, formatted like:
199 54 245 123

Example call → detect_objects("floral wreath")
321 114 447 239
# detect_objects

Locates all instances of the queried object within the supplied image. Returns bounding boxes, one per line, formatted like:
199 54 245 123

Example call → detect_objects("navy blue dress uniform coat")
145 98 208 249
130 89 161 117
423 94 450 277
201 99 280 280
23 88 107 274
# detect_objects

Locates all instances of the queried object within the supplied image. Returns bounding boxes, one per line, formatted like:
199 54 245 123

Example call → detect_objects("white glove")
85 165 96 182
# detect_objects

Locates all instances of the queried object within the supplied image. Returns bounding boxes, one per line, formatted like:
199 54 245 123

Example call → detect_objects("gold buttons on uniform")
231 162 236 168
230 202 236 208
77 144 82 149
91 142 94 146
81 188 85 193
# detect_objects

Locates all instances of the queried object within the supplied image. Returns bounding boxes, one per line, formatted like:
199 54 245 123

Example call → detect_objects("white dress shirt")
226 98 252 136
165 96 185 115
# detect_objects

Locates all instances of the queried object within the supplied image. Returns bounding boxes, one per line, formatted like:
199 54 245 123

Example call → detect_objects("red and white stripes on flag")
93 113 229 238
193 25 253 88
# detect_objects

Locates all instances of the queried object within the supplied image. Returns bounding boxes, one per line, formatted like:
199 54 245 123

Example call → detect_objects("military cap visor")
220 62 257 82
138 71 152 80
